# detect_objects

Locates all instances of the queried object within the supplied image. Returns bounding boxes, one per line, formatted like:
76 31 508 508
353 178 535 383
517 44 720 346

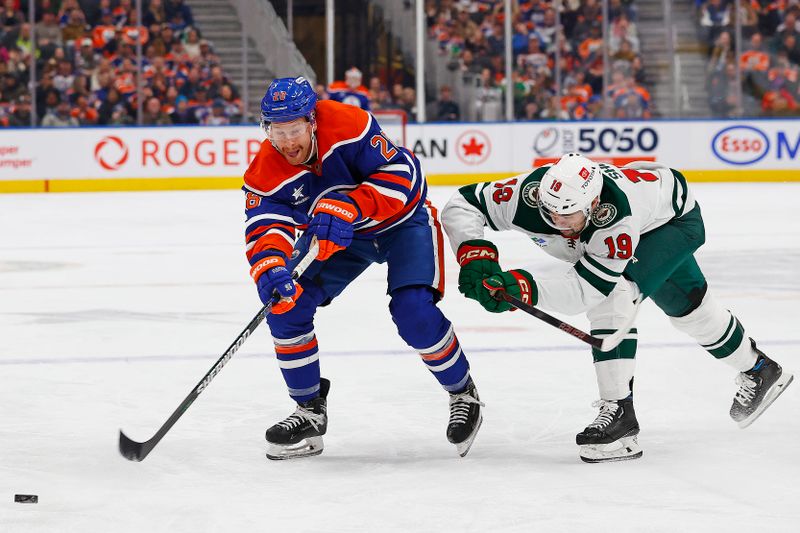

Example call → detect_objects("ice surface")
1 184 798 532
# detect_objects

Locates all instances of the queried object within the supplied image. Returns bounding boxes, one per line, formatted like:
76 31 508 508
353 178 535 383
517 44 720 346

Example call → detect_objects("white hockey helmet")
538 153 602 232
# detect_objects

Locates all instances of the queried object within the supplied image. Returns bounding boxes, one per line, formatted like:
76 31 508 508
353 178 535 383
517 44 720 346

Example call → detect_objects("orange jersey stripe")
367 186 423 233
421 336 458 361
425 200 446 297
369 172 412 190
247 233 294 261
246 222 294 243
274 337 318 355
349 184 405 221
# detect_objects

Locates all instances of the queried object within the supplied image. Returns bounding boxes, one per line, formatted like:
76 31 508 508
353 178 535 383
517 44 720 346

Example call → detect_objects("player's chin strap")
494 291 643 353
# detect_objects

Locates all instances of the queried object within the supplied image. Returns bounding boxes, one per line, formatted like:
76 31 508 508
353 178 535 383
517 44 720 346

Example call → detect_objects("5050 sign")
534 126 658 156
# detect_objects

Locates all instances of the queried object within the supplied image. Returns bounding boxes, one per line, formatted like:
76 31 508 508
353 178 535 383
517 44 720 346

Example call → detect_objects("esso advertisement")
711 124 799 166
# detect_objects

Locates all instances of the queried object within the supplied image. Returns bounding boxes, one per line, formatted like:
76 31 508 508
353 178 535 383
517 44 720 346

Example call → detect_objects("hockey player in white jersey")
442 153 793 463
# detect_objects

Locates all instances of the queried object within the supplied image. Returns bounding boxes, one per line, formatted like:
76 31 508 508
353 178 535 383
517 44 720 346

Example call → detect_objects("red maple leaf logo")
462 136 484 157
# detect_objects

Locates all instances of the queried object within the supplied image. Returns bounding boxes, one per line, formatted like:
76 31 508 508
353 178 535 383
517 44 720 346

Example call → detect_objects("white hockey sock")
668 292 757 372
594 359 636 400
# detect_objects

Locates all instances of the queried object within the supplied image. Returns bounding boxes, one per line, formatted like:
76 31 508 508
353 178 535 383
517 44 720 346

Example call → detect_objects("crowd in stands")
425 0 650 120
701 0 800 117
0 0 245 127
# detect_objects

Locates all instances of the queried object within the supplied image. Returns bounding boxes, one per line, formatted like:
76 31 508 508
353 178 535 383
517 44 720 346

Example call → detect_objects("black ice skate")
265 378 330 460
576 397 642 463
447 378 484 457
730 339 793 429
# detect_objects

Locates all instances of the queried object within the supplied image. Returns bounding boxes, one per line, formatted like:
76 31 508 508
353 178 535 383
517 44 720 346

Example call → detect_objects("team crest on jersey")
591 203 617 227
521 181 540 209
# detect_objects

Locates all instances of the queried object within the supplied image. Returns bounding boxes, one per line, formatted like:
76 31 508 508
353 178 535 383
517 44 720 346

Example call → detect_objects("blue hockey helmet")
260 76 317 125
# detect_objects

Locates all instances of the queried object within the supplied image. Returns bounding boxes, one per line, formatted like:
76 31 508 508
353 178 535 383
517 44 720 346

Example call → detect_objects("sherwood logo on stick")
197 329 251 393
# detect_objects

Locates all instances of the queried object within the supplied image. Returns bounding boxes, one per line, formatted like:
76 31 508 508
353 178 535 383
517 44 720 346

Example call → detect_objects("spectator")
142 95 172 125
7 93 32 127
183 28 202 59
218 83 242 122
762 78 798 115
430 84 460 121
709 60 740 117
71 94 99 125
53 59 76 97
42 98 79 127
328 67 371 109
169 94 198 124
400 85 417 121
35 11 62 48
0 0 25 34
708 30 734 75
2 71 24 102
699 0 731 44
205 65 232 99
62 9 89 45
202 98 229 125
75 38 98 74
165 0 194 28
144 0 167 27
609 13 639 54
97 86 134 125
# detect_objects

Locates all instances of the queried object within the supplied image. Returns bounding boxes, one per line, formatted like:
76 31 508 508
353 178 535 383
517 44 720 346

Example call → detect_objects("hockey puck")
14 494 38 504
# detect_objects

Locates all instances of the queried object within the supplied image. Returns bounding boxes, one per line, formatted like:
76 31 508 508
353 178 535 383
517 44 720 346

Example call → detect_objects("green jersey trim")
575 261 617 296
671 169 690 218
580 254 622 280
459 184 483 212
475 183 500 231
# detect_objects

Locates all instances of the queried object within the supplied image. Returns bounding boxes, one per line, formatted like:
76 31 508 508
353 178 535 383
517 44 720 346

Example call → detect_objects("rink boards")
0 118 798 193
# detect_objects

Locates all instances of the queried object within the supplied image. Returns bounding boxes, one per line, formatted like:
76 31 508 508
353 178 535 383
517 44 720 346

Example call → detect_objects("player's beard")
280 135 315 166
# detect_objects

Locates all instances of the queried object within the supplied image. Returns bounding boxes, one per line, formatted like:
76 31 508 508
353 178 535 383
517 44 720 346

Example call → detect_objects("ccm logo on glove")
458 246 498 266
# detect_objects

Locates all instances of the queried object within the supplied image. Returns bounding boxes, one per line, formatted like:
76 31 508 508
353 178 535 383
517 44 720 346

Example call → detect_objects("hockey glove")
456 239 502 301
477 269 537 313
307 192 361 261
250 255 303 314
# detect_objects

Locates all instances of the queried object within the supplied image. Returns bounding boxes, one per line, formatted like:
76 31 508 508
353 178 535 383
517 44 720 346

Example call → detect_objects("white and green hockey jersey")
441 161 696 315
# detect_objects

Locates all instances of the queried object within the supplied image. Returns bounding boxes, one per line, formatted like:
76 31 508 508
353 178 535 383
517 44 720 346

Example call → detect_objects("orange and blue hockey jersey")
243 99 426 266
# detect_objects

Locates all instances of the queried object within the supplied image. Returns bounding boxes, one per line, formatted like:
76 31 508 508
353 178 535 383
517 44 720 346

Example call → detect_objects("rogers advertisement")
0 126 266 180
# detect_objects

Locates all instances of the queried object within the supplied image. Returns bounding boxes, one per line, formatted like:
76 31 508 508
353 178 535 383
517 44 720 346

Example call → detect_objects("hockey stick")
118 238 319 462
496 291 642 352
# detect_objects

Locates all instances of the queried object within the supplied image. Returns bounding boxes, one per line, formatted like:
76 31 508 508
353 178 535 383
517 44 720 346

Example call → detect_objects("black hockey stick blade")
119 430 149 462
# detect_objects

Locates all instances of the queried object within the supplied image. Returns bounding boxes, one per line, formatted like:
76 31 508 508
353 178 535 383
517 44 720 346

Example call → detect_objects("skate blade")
579 435 643 463
738 372 794 429
455 415 483 458
266 436 324 460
